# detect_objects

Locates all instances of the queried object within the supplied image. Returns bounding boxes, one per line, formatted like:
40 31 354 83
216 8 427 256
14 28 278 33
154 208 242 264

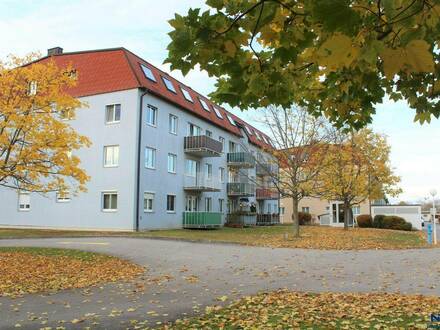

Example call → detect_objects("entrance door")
185 195 199 211
331 202 353 226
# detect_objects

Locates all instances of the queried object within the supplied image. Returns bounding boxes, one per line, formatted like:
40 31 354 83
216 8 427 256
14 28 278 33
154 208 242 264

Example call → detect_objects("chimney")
47 47 63 56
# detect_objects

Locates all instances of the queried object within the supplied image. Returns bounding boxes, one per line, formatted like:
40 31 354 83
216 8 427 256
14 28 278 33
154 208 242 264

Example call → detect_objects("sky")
0 0 439 202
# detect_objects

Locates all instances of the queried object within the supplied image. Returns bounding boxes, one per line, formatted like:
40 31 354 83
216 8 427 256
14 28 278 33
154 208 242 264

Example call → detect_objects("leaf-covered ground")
0 225 430 250
166 290 440 329
0 247 144 297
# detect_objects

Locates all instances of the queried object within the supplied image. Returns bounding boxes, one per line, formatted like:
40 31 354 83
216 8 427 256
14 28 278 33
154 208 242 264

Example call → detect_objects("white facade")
371 205 423 230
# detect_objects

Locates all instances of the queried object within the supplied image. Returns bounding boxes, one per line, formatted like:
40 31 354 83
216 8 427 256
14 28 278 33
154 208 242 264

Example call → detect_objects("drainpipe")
135 89 148 231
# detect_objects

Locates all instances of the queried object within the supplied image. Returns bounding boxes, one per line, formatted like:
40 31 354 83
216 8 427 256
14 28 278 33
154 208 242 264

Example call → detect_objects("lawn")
0 247 143 297
0 225 430 250
166 290 440 329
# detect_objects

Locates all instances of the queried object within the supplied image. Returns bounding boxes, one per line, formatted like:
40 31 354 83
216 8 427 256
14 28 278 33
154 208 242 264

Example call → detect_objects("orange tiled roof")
36 47 273 149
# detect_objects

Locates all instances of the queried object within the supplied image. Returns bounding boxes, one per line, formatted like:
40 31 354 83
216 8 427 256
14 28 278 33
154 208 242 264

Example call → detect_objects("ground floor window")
279 207 285 215
185 195 198 211
219 198 224 213
205 197 212 212
18 192 30 211
302 206 310 213
144 192 154 212
56 191 70 203
167 194 176 212
102 192 118 211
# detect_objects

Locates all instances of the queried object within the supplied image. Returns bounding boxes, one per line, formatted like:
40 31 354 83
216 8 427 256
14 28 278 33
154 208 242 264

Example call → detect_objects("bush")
298 212 312 225
373 215 412 231
357 214 373 228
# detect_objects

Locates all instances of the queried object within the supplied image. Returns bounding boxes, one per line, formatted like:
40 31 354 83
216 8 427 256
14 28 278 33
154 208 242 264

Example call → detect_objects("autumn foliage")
0 54 90 193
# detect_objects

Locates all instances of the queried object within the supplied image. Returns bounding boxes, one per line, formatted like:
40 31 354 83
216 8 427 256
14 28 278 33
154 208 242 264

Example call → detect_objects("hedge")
298 212 312 225
373 215 412 231
357 214 373 228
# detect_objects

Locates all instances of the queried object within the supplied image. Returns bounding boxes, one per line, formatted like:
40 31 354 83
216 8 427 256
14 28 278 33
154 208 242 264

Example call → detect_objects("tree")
166 0 440 128
255 106 330 237
0 54 90 194
316 128 401 229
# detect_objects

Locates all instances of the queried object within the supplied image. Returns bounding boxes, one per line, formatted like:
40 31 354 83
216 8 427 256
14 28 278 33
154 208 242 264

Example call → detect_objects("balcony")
184 135 222 157
225 212 257 227
256 213 280 226
183 212 222 228
256 188 279 200
227 152 255 168
227 182 256 196
184 174 221 192
256 163 278 176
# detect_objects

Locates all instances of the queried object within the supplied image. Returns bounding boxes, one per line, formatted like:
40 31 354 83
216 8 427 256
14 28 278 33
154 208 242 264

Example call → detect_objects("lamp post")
430 189 437 245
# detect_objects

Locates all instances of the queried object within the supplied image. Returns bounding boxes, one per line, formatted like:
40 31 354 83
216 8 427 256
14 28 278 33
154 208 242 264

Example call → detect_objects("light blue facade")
0 88 278 231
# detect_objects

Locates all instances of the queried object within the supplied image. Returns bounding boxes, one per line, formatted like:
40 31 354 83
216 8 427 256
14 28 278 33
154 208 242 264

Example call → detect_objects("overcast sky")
1 0 439 202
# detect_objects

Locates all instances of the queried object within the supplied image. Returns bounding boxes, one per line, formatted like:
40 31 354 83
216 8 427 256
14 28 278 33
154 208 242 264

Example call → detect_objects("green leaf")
311 0 361 35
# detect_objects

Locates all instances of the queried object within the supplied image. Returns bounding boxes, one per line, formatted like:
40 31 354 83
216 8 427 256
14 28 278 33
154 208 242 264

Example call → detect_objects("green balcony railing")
227 152 255 168
183 211 222 229
227 182 256 196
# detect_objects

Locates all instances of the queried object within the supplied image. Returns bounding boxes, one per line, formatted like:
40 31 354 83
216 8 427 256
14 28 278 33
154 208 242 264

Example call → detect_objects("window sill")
168 171 176 174
104 165 119 168
146 123 157 128
105 121 121 125
166 211 176 214
144 210 154 213
56 200 71 203
18 209 31 212
145 166 156 170
169 131 177 135
102 209 118 213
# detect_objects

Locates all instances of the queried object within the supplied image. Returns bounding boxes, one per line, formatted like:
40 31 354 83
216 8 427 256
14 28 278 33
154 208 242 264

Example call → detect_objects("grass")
164 290 440 329
0 225 430 250
0 247 144 297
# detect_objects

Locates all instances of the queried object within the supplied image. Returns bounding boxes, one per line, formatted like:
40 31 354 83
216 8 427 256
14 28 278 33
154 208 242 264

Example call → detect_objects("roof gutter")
135 88 148 231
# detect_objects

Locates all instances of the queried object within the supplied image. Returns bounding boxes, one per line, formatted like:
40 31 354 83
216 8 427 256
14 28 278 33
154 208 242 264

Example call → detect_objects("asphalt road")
0 237 439 329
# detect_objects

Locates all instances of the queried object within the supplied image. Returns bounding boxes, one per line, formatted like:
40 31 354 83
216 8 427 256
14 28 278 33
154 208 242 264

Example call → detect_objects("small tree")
316 128 401 229
257 106 330 237
0 54 90 195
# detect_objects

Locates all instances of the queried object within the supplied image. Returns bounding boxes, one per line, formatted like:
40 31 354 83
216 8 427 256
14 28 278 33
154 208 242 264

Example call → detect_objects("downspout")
135 89 148 231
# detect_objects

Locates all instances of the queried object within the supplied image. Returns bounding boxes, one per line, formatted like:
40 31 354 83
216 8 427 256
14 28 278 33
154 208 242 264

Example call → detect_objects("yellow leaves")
316 33 360 71
223 40 237 57
380 39 435 79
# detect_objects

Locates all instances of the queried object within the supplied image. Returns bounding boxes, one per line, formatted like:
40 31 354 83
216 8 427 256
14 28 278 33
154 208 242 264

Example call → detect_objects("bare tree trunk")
343 201 351 230
291 197 300 237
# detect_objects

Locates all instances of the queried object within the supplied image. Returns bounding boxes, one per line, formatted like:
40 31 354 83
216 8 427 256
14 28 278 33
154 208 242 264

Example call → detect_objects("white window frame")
185 159 197 177
180 87 193 102
219 167 225 183
28 81 38 96
219 198 224 213
18 192 30 211
145 147 156 169
146 105 157 127
213 106 223 119
102 191 118 212
226 115 236 126
245 126 253 135
169 114 178 135
56 191 71 203
166 194 176 213
205 130 212 137
143 192 155 213
188 123 202 136
199 98 210 112
205 197 212 212
162 76 176 93
168 153 177 174
141 64 156 82
219 137 225 151
103 145 119 167
205 163 212 180
105 104 121 124
302 206 310 213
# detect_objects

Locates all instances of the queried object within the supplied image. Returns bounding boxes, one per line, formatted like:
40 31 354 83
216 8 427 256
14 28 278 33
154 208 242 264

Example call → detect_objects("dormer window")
181 87 193 102
141 64 156 82
245 126 253 135
255 132 261 140
28 81 38 96
199 98 210 112
162 76 176 93
227 115 236 126
213 106 223 119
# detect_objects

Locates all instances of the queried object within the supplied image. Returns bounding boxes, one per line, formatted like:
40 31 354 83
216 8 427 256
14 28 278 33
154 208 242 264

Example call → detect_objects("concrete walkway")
0 237 439 329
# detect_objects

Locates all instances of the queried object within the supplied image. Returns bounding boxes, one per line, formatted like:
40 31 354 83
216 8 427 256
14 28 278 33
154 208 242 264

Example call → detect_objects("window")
144 192 154 212
205 163 212 179
255 132 261 140
185 159 197 177
229 141 237 153
205 130 212 137
56 191 70 203
169 114 178 134
104 145 119 167
219 167 225 183
28 81 38 95
219 198 224 212
188 123 202 136
279 207 285 215
105 104 121 124
199 98 210 111
268 204 272 213
186 195 198 211
213 106 223 119
102 192 118 211
205 197 212 212
168 153 177 173
18 193 30 211
141 64 156 82
145 147 156 169
226 115 236 126
219 137 225 151
162 76 176 93
245 126 253 135
167 195 176 212
60 108 73 121
352 206 360 215
180 87 193 102
146 105 157 126
302 207 310 213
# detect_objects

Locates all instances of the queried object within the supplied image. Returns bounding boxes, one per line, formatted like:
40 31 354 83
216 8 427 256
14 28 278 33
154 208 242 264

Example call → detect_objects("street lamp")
429 189 437 244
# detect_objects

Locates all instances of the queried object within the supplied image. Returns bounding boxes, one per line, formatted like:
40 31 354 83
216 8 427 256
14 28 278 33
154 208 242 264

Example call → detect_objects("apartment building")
0 47 279 231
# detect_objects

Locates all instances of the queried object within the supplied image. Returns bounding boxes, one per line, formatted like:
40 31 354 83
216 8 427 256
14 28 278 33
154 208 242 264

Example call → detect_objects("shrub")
357 214 373 228
298 212 312 225
373 215 412 231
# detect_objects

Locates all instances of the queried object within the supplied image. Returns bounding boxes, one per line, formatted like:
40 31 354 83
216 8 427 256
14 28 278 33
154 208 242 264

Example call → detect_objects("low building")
0 47 279 231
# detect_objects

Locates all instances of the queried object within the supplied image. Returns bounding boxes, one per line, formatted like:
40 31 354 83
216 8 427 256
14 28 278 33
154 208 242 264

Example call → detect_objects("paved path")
0 238 439 329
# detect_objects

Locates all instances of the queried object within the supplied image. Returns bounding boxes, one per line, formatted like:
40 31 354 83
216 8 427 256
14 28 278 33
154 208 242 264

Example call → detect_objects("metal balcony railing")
184 174 221 192
256 188 279 200
256 163 278 176
256 213 280 226
227 182 256 196
183 212 222 228
227 152 255 168
184 135 222 157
